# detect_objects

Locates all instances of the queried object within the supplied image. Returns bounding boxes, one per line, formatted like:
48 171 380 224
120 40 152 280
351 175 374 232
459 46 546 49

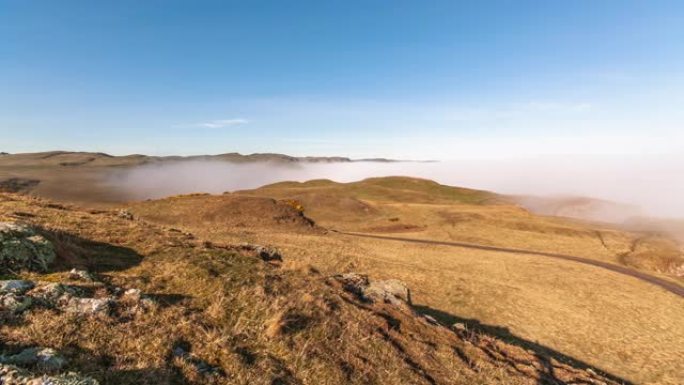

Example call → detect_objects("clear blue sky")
1 1 682 159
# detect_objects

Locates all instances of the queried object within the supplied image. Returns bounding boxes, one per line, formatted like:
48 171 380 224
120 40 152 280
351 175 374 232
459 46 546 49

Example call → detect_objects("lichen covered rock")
62 297 113 316
67 269 96 282
1 347 67 372
0 280 35 295
334 273 412 306
0 223 56 272
365 279 412 306
30 283 79 306
0 293 33 313
0 363 99 385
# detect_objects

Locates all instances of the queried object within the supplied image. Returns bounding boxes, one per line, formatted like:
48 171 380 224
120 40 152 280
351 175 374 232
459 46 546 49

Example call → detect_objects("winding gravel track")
333 230 684 298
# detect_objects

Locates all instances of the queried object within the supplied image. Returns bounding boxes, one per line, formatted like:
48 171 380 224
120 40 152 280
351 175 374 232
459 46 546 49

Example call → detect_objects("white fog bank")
106 154 684 220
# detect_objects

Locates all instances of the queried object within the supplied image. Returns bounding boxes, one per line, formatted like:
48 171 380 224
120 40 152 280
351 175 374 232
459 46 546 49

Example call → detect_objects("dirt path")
333 230 684 298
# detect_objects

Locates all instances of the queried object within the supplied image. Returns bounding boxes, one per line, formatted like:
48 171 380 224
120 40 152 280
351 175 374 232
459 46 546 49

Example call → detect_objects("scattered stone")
121 288 155 309
334 273 370 296
1 347 67 371
116 210 134 220
30 283 79 305
67 269 96 282
0 363 99 385
122 288 142 301
0 293 32 313
137 296 156 310
0 280 35 294
254 245 282 262
63 297 112 316
334 273 412 306
422 314 439 325
451 323 467 332
0 222 56 272
365 279 412 306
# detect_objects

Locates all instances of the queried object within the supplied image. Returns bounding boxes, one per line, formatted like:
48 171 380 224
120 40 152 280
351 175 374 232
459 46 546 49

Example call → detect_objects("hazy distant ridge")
0 151 400 167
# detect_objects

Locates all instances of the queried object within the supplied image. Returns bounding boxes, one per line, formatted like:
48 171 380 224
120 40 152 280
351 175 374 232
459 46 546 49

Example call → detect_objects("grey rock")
0 223 56 272
67 269 95 282
116 210 134 220
334 273 412 306
121 288 155 312
0 363 99 385
122 288 141 301
1 347 67 372
422 314 439 325
0 293 33 313
30 283 79 306
63 297 112 316
334 273 370 296
364 279 412 305
254 245 282 262
0 280 35 294
451 322 467 332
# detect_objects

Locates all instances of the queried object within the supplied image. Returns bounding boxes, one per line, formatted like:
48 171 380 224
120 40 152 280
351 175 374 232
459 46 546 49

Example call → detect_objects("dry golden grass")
120 177 684 385
1 192 624 385
238 177 684 279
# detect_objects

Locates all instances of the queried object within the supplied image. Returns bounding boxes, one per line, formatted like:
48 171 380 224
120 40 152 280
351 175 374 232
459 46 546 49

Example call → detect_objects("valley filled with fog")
106 154 684 220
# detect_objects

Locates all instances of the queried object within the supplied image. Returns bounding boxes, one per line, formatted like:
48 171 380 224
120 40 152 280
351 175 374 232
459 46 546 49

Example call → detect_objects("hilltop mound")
255 176 499 205
127 193 318 235
0 192 627 385
237 177 501 233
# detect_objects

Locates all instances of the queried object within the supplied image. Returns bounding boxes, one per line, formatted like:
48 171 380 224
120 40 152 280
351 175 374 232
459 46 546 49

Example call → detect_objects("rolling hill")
122 177 684 385
0 192 629 385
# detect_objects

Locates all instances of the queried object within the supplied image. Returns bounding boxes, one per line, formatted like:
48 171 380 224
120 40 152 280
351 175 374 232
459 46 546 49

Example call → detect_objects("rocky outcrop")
62 297 113 316
0 280 35 294
334 273 412 306
1 279 152 317
236 243 283 262
0 223 56 272
0 363 99 385
116 210 134 220
1 347 67 372
67 269 96 282
0 293 32 313
0 280 35 313
0 346 98 384
30 283 80 306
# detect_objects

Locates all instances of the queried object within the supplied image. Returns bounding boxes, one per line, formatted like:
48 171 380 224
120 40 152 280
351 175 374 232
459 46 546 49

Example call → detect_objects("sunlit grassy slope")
1 192 628 385
125 177 684 385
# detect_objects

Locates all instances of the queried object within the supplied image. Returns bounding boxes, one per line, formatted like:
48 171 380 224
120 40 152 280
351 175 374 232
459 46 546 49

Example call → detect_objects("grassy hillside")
239 177 684 279
0 192 626 385
121 177 684 385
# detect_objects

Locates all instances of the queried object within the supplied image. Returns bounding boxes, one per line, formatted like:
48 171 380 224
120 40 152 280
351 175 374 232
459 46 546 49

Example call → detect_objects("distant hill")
0 151 398 167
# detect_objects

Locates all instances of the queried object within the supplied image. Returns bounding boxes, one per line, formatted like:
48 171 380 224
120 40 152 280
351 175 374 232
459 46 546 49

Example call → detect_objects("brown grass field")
1 192 639 385
125 177 684 385
1 158 683 384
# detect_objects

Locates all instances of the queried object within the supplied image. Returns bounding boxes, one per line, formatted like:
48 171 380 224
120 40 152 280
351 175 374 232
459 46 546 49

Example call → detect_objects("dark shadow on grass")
39 228 144 273
413 304 633 385
147 293 191 307
60 345 190 385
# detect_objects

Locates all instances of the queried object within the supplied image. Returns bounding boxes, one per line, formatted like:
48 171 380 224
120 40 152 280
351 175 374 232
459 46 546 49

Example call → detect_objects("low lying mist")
105 155 684 223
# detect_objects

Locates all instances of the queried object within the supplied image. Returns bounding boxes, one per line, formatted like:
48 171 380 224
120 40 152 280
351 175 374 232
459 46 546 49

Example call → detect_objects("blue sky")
1 1 682 159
